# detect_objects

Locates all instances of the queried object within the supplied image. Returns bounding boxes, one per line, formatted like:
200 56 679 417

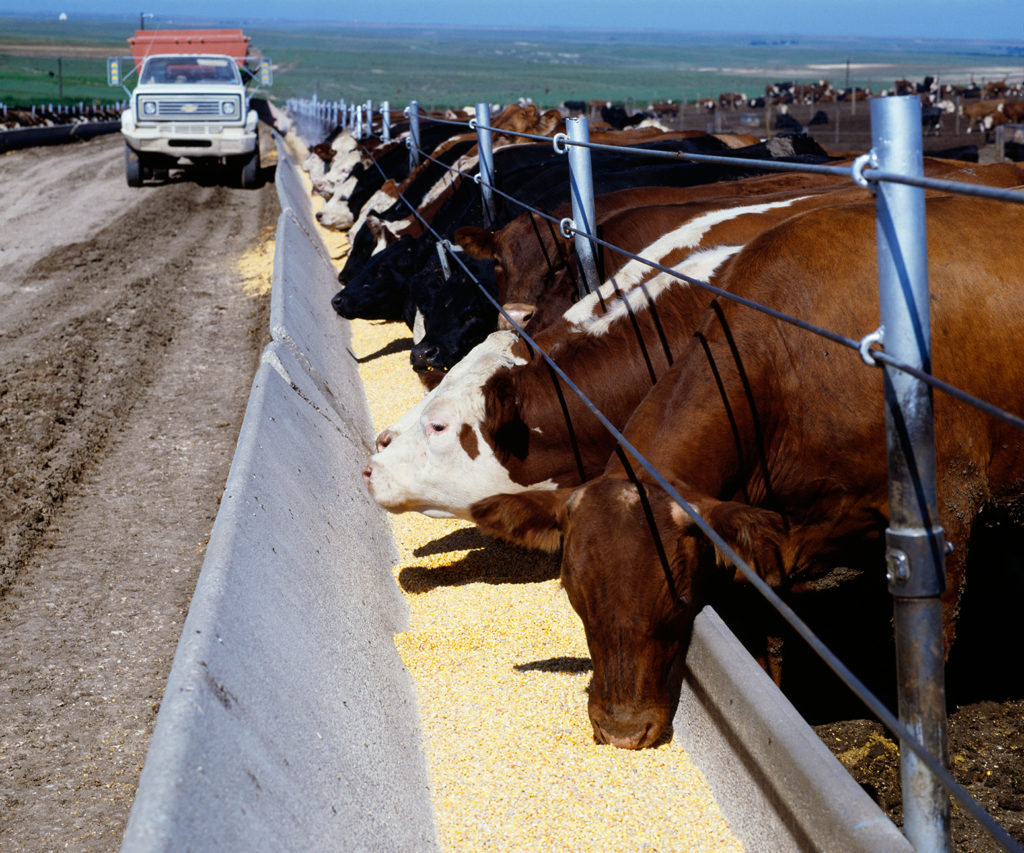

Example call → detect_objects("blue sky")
3 1 1023 42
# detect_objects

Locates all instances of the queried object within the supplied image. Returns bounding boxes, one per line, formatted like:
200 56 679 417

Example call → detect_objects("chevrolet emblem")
182 103 198 113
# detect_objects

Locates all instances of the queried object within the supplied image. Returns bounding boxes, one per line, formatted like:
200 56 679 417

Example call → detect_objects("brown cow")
455 159 1024 340
470 192 1024 749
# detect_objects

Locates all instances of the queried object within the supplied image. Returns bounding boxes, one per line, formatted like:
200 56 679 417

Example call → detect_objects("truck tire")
125 145 143 187
239 150 260 189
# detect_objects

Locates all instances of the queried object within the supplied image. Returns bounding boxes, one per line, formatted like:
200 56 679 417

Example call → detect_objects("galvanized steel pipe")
871 93 951 853
565 116 600 297
474 102 497 227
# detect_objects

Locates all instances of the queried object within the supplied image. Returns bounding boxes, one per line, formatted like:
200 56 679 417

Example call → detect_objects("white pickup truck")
112 29 271 188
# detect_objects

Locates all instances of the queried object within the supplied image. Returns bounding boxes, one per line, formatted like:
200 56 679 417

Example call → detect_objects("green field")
2 13 1022 110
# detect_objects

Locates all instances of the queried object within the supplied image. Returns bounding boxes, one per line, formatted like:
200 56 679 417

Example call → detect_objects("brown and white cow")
363 183 876 518
470 193 1024 749
364 161 1024 520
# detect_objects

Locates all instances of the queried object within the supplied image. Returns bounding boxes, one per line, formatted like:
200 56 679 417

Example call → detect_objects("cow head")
331 234 426 323
470 478 787 748
407 248 499 387
363 330 546 519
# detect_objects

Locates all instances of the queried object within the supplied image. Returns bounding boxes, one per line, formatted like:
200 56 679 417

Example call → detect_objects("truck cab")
114 29 270 188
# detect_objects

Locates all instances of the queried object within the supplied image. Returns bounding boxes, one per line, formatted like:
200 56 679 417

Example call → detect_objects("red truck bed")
127 29 251 71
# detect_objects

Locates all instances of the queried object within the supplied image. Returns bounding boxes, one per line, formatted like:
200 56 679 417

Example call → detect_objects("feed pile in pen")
350 316 744 851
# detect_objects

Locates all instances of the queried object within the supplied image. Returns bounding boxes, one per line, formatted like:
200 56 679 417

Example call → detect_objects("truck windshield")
141 56 241 84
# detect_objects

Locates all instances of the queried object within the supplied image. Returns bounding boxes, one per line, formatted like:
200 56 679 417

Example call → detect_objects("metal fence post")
474 102 497 228
565 116 600 297
870 93 951 853
381 100 391 143
407 100 421 170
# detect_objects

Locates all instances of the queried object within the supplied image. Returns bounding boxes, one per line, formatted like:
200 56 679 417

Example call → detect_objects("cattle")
1003 101 1024 124
419 154 1006 383
961 98 1004 133
384 134 839 382
362 180 894 519
774 111 803 133
649 101 680 119
363 159 1024 508
469 192 1024 749
600 104 648 130
453 172 855 337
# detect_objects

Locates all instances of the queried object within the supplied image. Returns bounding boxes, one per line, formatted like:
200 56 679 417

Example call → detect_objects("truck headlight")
141 100 157 116
221 100 237 116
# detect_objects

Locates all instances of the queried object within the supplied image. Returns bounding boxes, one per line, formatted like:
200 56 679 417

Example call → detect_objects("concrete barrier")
123 126 912 853
676 608 912 852
120 136 439 852
0 119 121 152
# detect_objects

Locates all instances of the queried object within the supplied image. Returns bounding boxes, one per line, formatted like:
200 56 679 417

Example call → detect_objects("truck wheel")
239 150 260 189
125 145 143 187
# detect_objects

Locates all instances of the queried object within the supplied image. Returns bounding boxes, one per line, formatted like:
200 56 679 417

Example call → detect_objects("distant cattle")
649 101 680 118
469 192 1024 749
1003 101 1024 124
961 98 1005 133
600 104 648 130
717 92 746 109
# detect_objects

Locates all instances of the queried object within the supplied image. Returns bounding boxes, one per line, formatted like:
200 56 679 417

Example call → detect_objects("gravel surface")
0 132 277 851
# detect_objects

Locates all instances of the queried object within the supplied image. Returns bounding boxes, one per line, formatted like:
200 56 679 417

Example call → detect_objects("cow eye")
429 422 446 433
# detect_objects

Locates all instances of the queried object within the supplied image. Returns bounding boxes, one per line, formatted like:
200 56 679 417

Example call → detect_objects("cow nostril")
375 429 393 452
410 344 441 372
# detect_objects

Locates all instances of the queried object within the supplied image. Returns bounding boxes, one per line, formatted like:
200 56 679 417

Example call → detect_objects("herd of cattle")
565 75 1024 140
0 102 122 130
299 101 1024 749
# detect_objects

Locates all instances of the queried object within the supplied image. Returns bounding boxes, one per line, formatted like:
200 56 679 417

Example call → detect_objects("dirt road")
0 133 278 851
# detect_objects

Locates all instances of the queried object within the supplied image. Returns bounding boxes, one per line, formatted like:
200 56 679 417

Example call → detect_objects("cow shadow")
515 656 591 674
398 530 560 592
351 335 412 363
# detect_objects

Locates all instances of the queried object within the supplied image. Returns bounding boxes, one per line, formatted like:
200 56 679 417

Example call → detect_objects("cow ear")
470 488 573 552
454 226 495 259
695 500 787 586
483 373 530 463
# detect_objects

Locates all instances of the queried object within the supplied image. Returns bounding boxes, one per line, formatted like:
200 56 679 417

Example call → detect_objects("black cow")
334 133 835 385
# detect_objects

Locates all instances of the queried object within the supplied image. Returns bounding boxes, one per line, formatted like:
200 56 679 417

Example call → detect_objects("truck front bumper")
122 110 258 160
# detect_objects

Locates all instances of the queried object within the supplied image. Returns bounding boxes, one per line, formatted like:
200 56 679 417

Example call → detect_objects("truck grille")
135 94 243 122
158 100 223 117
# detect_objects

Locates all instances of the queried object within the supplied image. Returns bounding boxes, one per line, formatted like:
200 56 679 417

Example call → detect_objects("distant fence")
291 93 1024 852
0 101 125 152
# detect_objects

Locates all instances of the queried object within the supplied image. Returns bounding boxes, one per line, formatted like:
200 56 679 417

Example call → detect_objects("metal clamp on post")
559 216 576 239
858 325 884 365
552 132 569 155
885 527 947 597
852 151 878 191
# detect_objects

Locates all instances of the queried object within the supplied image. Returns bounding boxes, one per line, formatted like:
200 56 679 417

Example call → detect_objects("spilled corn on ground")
349 316 744 853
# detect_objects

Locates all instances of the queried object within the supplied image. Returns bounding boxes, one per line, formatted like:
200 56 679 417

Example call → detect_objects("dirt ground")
0 120 1021 853
0 132 278 851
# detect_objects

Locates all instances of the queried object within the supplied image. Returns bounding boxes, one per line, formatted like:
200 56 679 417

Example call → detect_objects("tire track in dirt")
0 135 278 851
